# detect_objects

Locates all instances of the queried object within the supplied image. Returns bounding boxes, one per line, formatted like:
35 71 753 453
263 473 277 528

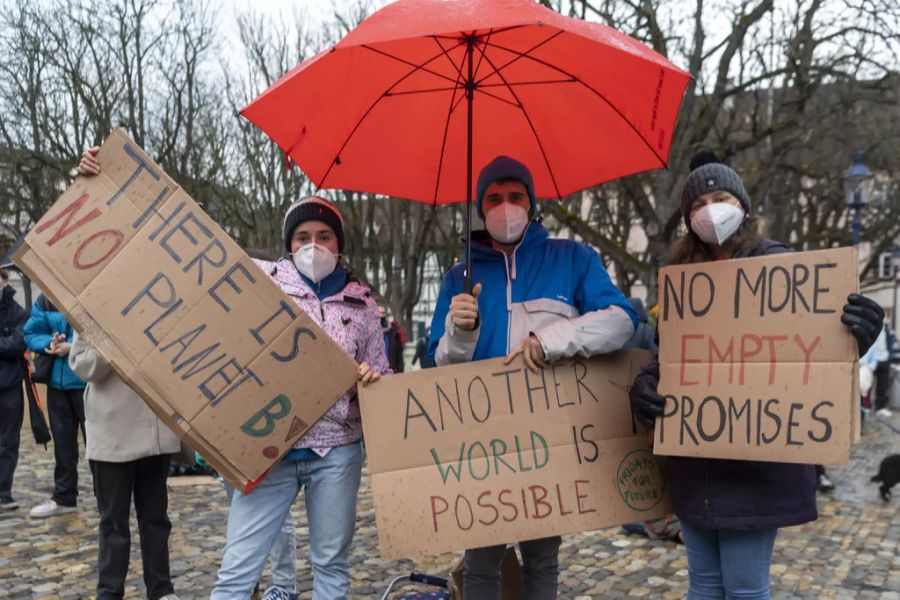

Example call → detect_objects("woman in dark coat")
629 151 884 600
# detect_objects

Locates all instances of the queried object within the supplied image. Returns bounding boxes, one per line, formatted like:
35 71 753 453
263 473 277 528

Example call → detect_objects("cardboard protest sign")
13 129 359 491
358 351 671 559
654 247 859 465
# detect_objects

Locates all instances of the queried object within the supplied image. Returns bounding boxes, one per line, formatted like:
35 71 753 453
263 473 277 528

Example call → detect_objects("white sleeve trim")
434 312 481 365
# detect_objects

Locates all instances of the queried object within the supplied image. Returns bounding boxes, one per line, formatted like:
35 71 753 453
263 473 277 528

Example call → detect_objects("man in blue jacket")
24 293 86 518
427 156 638 599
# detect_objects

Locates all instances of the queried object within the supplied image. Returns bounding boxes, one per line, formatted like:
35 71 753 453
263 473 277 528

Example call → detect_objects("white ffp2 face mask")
485 203 530 244
690 203 745 245
292 243 338 283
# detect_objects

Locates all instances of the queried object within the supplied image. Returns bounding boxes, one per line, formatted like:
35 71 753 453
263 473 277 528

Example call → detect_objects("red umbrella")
241 0 690 284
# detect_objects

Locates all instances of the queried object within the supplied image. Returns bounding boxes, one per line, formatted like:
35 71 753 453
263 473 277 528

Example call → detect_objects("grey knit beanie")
681 151 751 230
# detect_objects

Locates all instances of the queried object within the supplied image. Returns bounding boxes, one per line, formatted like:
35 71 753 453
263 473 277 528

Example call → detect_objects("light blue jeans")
224 483 296 591
680 522 778 600
211 441 364 599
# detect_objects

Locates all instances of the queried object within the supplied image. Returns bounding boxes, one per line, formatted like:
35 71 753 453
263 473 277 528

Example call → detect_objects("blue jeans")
211 441 364 599
680 522 778 600
223 483 296 591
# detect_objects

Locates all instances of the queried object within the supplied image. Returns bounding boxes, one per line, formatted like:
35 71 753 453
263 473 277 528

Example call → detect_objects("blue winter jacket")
24 296 85 391
428 222 637 364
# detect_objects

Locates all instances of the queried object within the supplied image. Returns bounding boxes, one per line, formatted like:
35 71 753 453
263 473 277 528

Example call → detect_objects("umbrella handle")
464 36 475 298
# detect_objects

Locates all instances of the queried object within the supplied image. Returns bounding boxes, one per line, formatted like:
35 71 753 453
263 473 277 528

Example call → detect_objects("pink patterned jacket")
255 258 391 455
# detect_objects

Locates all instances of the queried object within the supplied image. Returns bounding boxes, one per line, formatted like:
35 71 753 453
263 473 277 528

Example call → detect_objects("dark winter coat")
384 322 405 373
0 286 27 391
638 238 818 530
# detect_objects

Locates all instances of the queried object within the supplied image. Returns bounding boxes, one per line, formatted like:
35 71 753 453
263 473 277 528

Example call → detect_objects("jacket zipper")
503 240 523 353
503 255 512 353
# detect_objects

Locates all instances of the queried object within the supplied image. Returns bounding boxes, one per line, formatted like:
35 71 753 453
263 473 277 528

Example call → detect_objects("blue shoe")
621 522 646 535
261 586 297 600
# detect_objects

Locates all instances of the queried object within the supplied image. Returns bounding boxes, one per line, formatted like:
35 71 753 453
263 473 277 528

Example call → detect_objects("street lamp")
842 149 874 246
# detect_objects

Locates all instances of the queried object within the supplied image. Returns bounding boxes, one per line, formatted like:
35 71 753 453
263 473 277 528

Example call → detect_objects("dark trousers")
874 361 891 410
47 387 85 506
91 455 174 600
0 385 24 498
464 536 562 599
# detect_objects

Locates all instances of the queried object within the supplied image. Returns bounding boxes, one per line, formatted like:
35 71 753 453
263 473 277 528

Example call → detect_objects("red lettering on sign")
35 193 101 246
72 229 124 270
793 334 822 385
430 496 448 533
708 335 735 385
739 334 763 384
680 334 703 386
575 479 596 514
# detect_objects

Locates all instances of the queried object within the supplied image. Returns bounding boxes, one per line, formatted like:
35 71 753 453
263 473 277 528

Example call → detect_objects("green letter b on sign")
241 394 292 438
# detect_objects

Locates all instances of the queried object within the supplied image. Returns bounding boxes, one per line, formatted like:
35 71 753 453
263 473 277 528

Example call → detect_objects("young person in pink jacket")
211 196 390 600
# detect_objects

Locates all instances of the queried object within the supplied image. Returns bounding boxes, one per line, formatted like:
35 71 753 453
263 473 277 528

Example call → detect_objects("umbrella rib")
472 87 521 108
473 43 563 199
385 86 461 96
471 28 495 83
479 78 577 87
317 42 466 187
451 91 468 113
482 37 668 168
431 24 529 42
361 43 462 86
431 38 468 206
431 35 466 84
474 31 564 87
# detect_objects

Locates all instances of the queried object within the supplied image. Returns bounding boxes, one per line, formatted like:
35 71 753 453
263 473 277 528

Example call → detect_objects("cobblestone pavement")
1 414 897 599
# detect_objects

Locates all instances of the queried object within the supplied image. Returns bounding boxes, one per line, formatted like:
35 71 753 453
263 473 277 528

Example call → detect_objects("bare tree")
540 0 900 302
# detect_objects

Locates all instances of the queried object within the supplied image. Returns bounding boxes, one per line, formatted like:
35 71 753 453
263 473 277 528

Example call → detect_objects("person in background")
412 326 434 369
872 318 893 418
379 305 405 373
859 326 885 427
69 333 181 600
24 292 86 518
0 268 27 510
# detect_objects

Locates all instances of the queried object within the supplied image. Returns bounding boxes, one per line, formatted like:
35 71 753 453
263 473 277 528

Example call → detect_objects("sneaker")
29 499 77 518
817 474 835 492
261 586 298 600
0 497 18 510
621 522 647 536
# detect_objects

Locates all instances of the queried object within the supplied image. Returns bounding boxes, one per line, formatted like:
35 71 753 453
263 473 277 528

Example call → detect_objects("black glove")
841 293 884 357
630 372 666 428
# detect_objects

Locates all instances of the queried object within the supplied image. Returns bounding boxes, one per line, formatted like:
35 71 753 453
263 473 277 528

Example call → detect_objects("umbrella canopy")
241 0 690 206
